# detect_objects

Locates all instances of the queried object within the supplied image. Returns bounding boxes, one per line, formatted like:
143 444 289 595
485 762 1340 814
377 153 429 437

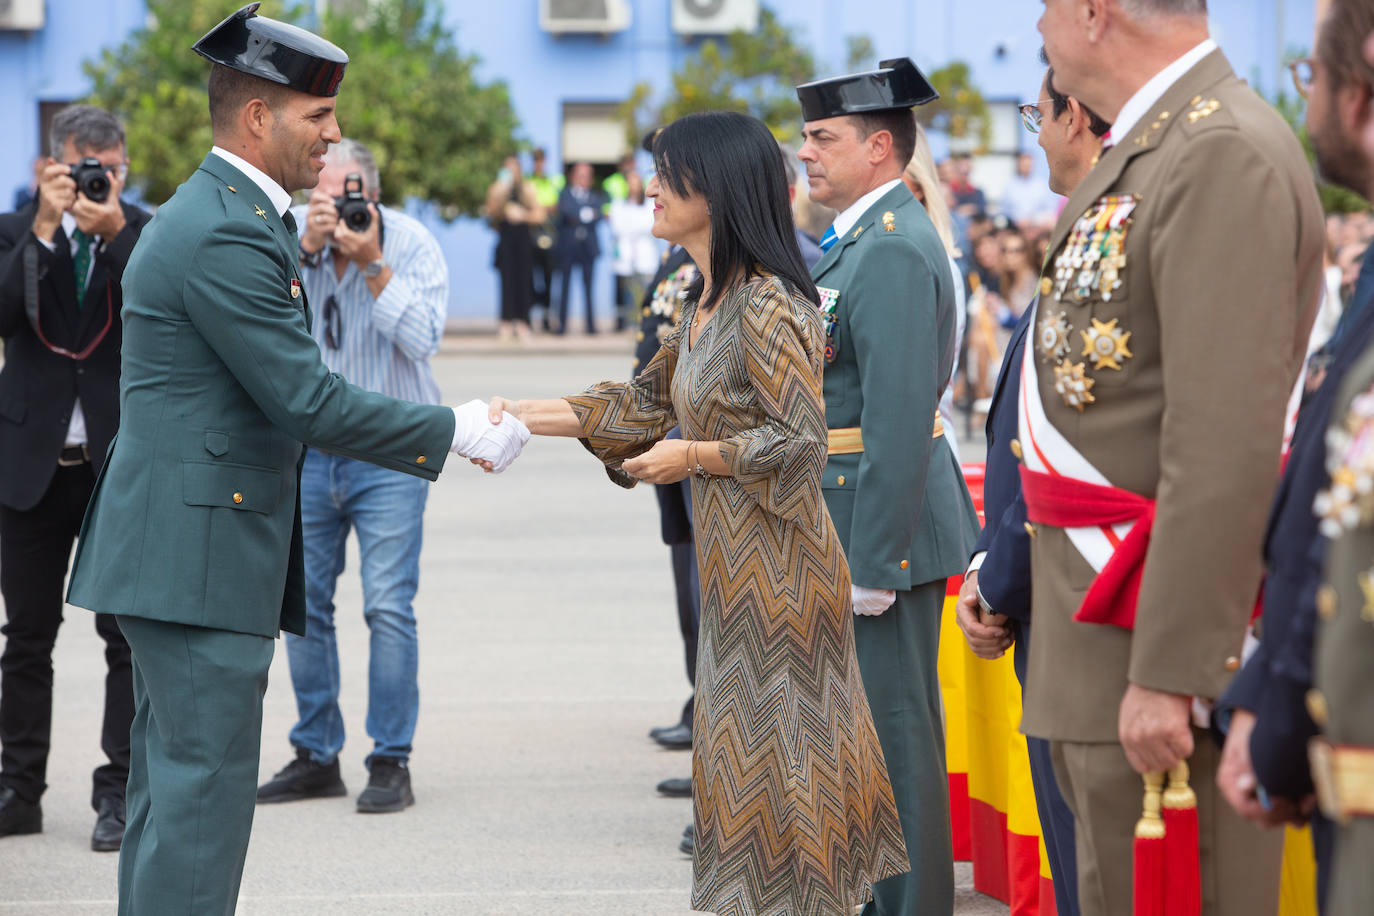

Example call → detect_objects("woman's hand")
488 397 524 423
622 439 692 484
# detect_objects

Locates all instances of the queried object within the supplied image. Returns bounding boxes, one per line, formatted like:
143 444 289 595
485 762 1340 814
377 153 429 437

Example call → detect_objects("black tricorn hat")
795 57 938 122
193 3 348 97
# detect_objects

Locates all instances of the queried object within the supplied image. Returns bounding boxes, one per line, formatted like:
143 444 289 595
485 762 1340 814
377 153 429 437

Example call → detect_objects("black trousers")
0 461 132 809
556 255 596 333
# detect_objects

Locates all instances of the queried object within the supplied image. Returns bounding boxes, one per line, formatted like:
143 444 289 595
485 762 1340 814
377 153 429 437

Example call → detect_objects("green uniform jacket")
814 182 978 590
66 153 455 639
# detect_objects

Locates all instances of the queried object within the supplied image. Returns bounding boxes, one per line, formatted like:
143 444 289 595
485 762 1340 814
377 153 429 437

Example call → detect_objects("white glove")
449 399 530 473
851 585 897 616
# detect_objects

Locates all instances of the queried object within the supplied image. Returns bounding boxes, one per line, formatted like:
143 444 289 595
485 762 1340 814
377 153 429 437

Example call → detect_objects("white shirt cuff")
965 551 987 578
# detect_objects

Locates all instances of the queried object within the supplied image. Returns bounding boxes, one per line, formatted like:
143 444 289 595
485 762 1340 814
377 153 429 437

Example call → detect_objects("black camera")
70 157 111 203
334 173 371 232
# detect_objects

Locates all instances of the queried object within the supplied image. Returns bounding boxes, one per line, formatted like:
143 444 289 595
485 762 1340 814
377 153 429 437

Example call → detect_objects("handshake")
448 399 530 473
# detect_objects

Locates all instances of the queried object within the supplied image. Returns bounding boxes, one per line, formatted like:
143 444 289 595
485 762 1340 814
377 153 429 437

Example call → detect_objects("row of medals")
1314 384 1374 625
1039 195 1138 411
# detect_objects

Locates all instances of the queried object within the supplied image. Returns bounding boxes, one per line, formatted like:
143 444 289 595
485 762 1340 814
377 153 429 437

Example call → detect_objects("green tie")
71 228 93 304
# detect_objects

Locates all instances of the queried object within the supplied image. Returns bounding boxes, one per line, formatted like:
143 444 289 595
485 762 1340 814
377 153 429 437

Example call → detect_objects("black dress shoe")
356 757 414 813
256 749 347 803
679 823 694 855
654 723 692 749
91 795 125 852
656 777 691 798
648 720 687 741
0 786 41 837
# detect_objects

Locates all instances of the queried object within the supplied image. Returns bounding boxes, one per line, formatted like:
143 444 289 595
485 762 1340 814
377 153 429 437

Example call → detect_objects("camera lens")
346 208 370 231
85 175 110 199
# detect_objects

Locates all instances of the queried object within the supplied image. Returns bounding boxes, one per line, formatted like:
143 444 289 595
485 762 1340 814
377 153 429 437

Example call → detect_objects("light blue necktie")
819 224 838 252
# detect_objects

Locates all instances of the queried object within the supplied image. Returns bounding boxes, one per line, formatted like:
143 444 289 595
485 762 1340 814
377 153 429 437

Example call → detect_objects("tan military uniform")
1018 50 1325 915
1313 343 1374 916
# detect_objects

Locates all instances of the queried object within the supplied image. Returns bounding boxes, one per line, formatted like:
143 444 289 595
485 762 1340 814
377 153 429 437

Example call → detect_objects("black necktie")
281 210 297 235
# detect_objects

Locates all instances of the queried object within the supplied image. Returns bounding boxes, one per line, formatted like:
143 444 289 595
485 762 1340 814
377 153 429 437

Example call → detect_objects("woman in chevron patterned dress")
488 112 908 915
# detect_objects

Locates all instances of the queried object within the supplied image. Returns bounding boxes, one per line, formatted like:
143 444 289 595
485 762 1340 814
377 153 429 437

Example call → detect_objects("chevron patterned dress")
566 275 909 915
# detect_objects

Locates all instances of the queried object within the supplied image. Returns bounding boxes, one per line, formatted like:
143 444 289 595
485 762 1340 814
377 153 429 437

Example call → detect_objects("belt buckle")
57 444 89 467
1309 738 1346 823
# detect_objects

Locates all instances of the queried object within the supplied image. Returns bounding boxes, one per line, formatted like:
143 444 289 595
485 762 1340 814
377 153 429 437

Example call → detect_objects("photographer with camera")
257 136 449 814
0 105 149 851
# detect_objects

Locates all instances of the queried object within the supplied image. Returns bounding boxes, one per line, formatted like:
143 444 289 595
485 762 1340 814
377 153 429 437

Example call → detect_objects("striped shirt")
291 204 448 405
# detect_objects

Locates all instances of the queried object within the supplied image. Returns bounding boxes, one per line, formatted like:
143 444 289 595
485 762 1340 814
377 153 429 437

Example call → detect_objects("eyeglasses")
1019 99 1053 134
1287 58 1315 99
1003 245 1027 255
323 294 342 349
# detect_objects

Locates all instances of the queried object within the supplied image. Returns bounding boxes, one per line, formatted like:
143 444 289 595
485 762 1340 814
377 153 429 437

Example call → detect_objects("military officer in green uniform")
796 59 979 915
63 5 527 913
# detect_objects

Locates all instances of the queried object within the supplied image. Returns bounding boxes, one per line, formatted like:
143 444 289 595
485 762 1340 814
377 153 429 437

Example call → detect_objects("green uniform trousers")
854 578 953 915
115 615 275 916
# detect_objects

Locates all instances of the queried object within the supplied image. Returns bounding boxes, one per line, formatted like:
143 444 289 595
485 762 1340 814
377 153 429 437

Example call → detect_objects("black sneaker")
256 749 346 804
356 757 414 814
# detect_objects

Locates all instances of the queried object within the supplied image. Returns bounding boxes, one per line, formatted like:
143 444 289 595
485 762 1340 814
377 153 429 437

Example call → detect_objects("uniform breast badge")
290 278 301 299
817 286 841 363
1038 310 1072 363
882 211 896 232
1053 361 1096 411
1081 317 1133 370
1315 384 1374 537
1053 195 1138 302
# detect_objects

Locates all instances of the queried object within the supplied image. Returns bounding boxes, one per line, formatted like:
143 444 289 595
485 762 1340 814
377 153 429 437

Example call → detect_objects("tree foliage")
83 0 517 218
918 62 992 152
619 7 816 146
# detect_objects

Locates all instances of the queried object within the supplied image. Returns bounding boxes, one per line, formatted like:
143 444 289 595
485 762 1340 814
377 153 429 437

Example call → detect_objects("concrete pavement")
0 344 1002 915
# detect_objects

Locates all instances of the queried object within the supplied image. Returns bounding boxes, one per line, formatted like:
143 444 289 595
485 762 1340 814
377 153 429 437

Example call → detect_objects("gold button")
1317 585 1338 620
900 560 909 570
232 492 243 504
1039 277 1052 297
836 475 846 486
1306 689 1329 727
1024 521 1038 538
642 307 651 317
636 331 645 342
416 455 427 465
1224 656 1240 672
1010 439 1023 460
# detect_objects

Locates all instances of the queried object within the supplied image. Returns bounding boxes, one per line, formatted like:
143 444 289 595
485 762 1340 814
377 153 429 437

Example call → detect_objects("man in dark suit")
1216 2 1374 907
953 62 1109 916
0 105 150 852
554 161 604 334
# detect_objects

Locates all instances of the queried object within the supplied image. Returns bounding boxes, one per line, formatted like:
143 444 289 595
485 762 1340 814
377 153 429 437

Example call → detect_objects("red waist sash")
1019 465 1155 630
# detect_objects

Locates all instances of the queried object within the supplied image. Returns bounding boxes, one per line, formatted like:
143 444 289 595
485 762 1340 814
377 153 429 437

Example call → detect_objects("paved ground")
0 339 1001 915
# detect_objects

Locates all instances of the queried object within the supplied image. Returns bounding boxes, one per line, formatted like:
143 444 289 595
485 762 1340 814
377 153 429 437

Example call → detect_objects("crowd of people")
3 1 1374 916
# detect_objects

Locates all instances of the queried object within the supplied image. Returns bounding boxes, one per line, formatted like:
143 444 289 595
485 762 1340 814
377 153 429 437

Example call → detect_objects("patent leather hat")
193 2 348 97
796 58 938 121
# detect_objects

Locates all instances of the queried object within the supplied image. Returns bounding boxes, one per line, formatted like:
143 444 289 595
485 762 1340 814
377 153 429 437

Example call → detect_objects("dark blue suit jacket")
972 303 1034 623
1221 247 1374 798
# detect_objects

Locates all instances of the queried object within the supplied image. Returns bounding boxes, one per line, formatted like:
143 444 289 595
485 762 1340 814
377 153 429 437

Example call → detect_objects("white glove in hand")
851 585 897 616
449 399 530 473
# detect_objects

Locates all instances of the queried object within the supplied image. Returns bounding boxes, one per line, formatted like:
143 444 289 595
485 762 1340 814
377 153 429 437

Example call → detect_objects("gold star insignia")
882 211 896 232
254 205 267 219
1081 317 1133 370
852 225 865 239
1359 568 1374 623
1053 361 1096 411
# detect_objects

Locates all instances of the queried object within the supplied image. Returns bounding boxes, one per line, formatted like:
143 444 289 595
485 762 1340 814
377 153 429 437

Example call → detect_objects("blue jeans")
287 450 429 767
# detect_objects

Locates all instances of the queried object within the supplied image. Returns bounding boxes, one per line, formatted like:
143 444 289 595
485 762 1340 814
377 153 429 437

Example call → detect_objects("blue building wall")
1 0 1318 320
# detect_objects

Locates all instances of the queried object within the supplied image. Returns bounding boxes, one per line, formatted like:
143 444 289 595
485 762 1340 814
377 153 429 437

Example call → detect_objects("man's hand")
300 189 336 254
32 160 76 242
955 570 1013 659
331 202 383 267
451 399 530 473
622 439 690 484
851 585 897 616
71 167 127 240
1118 683 1194 774
1217 709 1315 828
